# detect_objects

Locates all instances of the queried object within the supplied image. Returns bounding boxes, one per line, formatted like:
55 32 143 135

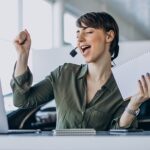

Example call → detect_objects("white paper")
112 51 150 100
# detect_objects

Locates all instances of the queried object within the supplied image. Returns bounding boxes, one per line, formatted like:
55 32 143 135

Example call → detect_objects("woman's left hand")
129 73 150 108
119 73 150 128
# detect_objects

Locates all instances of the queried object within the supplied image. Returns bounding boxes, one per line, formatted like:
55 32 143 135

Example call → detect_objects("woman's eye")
86 31 93 34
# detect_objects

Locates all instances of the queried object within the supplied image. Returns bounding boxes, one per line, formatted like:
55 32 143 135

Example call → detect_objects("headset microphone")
70 47 78 57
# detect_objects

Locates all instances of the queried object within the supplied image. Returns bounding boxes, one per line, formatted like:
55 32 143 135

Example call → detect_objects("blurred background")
0 0 150 112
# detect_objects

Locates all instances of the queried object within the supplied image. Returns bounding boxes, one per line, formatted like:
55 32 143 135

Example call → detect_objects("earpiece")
70 47 78 57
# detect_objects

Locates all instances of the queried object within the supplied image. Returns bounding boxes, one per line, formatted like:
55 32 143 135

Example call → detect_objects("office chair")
138 99 150 130
7 106 56 131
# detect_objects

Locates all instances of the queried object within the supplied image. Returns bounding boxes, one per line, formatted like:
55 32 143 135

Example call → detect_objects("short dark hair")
76 12 119 61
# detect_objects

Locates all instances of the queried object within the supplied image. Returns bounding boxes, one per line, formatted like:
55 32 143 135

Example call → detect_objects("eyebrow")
76 27 89 33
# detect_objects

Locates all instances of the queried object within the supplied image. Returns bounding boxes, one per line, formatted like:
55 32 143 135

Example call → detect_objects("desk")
0 131 150 150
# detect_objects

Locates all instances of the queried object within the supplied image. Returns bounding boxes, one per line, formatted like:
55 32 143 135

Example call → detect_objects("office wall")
65 0 147 41
32 45 84 82
32 41 150 82
114 41 150 65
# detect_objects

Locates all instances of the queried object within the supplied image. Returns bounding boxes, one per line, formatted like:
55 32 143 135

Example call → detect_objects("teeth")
81 45 90 49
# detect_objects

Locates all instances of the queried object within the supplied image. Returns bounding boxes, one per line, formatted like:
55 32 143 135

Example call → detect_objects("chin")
84 58 93 63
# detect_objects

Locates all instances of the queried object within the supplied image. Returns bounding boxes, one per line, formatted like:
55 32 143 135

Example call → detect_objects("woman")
11 12 150 130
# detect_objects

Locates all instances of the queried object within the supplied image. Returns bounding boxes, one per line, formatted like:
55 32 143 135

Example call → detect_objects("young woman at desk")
11 12 150 131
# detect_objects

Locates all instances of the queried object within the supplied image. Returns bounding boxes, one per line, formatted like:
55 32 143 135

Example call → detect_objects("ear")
106 30 115 43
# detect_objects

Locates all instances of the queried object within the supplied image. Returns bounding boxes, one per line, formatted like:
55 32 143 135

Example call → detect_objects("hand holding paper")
112 51 150 100
129 73 150 106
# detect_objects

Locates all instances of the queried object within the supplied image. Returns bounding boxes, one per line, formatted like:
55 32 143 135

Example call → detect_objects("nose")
77 33 85 43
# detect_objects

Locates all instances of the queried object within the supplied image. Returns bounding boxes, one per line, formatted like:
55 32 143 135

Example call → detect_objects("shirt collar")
77 65 116 92
102 73 116 92
77 64 88 79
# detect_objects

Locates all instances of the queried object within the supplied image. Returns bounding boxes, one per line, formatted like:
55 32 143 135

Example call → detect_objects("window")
64 12 77 47
23 0 53 49
0 0 19 111
0 0 18 95
0 0 53 112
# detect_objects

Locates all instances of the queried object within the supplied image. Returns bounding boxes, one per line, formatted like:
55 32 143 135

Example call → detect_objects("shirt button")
82 111 84 115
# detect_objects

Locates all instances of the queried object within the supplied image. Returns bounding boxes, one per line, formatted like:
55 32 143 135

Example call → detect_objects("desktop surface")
1 131 150 150
1 130 150 136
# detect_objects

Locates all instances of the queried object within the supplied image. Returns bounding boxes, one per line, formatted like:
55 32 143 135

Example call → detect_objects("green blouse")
11 63 137 130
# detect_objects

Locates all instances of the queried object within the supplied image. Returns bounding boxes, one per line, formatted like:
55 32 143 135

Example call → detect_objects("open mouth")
80 45 91 54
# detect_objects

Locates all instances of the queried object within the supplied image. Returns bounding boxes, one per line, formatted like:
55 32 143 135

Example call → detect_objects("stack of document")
52 129 96 136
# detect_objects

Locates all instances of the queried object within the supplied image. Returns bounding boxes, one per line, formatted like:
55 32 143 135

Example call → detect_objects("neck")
87 54 112 83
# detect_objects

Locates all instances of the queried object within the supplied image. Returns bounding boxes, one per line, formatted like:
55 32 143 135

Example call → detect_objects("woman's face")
76 25 109 63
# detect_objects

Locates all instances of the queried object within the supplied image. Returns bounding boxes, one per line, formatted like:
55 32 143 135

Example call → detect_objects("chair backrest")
138 100 150 130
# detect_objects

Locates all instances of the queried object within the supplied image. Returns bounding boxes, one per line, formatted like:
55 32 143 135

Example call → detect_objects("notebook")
0 80 38 134
52 129 96 136
112 50 150 100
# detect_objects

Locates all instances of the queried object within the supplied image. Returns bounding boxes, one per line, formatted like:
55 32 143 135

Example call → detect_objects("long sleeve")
10 65 55 108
